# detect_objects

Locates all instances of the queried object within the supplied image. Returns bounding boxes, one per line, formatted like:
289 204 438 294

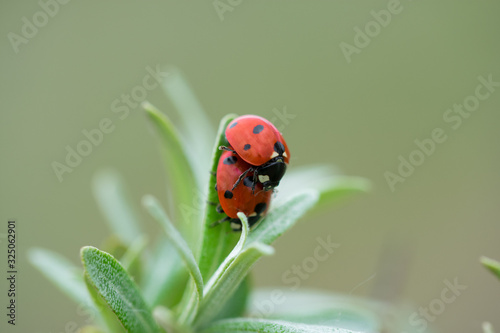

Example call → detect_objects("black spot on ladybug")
224 190 233 199
253 125 264 134
243 144 251 151
274 141 285 154
254 202 267 214
243 176 254 188
229 122 238 128
223 156 238 165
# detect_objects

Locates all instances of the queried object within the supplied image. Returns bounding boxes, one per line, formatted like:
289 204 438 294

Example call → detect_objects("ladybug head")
257 158 287 191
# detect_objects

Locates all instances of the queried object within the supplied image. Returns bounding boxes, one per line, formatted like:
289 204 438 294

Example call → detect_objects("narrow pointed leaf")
120 235 148 280
84 274 126 333
142 240 188 307
81 246 161 333
212 276 251 322
161 66 215 184
315 177 371 209
481 256 500 280
276 165 370 210
28 248 93 307
483 322 495 333
249 289 380 333
181 212 249 325
203 212 250 293
195 215 274 329
92 169 142 245
201 318 360 333
153 306 182 333
142 195 204 307
198 114 240 279
142 101 201 251
246 189 320 247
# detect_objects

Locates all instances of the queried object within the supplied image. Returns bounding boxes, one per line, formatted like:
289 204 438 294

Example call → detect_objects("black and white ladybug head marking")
257 159 287 191
270 141 287 159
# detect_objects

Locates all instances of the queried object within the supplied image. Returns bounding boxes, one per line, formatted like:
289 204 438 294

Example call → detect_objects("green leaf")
153 306 183 333
120 235 149 281
78 326 107 333
195 214 274 328
142 195 204 317
142 240 188 307
204 212 251 293
246 189 320 247
84 274 126 333
483 322 495 333
276 165 370 210
28 248 93 307
212 276 251 322
142 101 201 252
92 169 142 245
481 256 500 280
161 66 215 185
248 289 380 333
315 176 371 209
81 246 161 333
201 318 360 333
197 114 240 279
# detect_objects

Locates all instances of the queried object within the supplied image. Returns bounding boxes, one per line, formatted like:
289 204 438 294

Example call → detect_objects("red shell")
216 150 272 221
225 115 290 166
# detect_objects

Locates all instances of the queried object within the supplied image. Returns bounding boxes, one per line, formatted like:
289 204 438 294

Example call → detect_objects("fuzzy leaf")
195 215 274 328
84 274 126 333
142 195 204 314
246 189 320 247
92 169 142 245
198 114 240 279
483 322 495 333
315 177 371 209
81 246 161 333
28 248 93 307
249 289 381 333
203 213 251 293
161 67 215 186
120 235 148 281
276 166 370 209
481 256 500 280
201 318 361 333
142 101 201 252
142 240 188 307
212 276 251 322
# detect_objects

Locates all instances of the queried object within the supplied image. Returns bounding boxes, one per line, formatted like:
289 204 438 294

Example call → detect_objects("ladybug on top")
220 115 290 193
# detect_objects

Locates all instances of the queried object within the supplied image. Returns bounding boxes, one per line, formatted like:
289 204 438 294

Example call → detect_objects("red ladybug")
223 115 290 192
215 150 272 230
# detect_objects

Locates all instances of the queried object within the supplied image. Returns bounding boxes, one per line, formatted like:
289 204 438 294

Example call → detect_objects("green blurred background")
1 0 499 332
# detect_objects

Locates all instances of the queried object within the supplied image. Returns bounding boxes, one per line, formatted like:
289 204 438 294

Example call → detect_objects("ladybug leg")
251 170 259 194
218 146 236 154
210 216 230 228
216 204 224 214
231 167 253 190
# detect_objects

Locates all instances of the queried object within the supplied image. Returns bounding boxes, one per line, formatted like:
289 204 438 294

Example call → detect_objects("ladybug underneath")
222 115 290 192
214 150 272 230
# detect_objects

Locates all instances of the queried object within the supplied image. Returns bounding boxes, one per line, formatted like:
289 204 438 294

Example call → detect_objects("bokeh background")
1 0 499 332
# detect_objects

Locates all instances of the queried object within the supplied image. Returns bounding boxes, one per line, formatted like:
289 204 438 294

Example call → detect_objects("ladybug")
222 115 290 192
215 150 272 230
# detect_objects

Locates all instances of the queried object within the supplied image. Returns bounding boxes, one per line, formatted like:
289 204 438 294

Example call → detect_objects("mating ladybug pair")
214 115 290 231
